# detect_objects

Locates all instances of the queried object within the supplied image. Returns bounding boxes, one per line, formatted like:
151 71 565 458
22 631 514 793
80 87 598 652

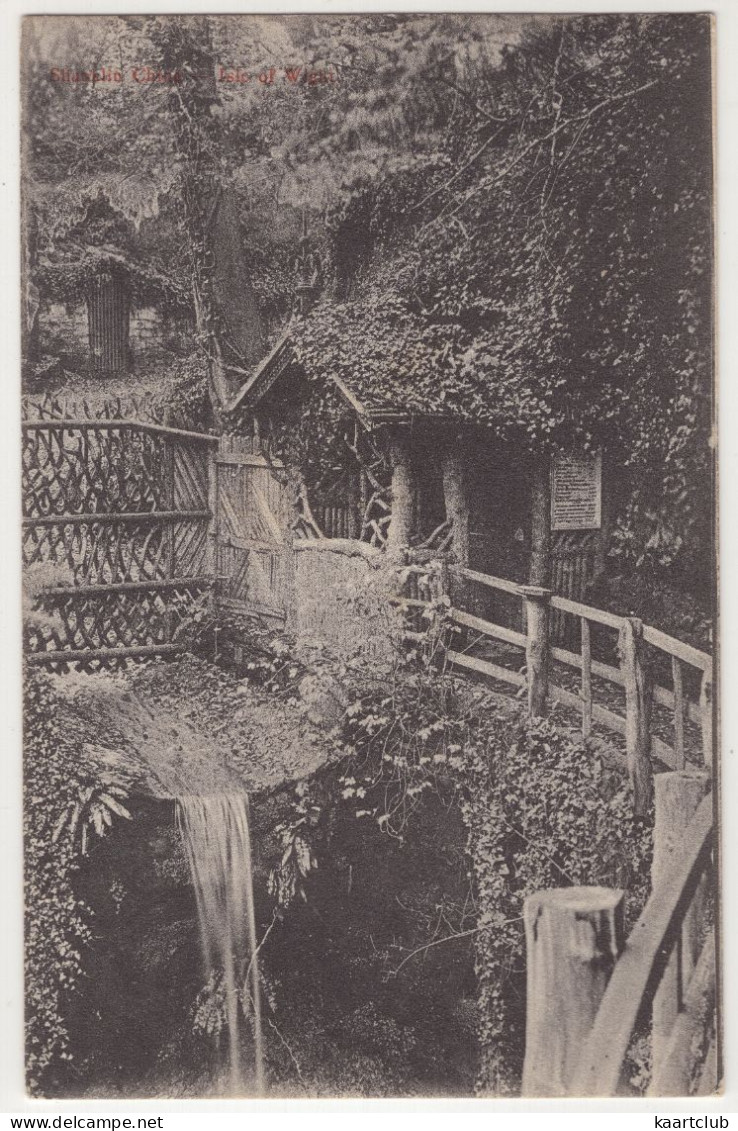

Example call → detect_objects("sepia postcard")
16 8 721 1106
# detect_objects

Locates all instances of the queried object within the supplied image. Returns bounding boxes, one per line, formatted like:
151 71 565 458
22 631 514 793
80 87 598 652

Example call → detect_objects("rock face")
51 655 340 800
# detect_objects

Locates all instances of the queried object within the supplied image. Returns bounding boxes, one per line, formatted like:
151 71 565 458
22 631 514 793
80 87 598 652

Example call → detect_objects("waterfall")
176 794 264 1095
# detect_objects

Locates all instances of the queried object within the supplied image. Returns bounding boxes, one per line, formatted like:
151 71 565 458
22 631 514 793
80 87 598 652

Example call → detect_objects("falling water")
175 794 264 1095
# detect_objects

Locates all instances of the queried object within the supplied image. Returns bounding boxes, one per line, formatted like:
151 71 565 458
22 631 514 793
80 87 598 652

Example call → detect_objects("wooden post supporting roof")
442 445 470 567
87 268 130 375
386 431 415 555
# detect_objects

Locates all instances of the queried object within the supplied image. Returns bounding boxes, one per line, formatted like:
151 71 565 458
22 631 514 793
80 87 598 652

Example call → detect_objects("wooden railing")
23 417 217 668
396 567 718 1096
440 567 713 798
522 773 717 1097
396 564 718 1095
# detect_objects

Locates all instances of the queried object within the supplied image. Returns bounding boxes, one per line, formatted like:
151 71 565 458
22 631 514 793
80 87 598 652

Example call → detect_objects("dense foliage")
255 599 653 1094
23 670 91 1094
24 666 134 1095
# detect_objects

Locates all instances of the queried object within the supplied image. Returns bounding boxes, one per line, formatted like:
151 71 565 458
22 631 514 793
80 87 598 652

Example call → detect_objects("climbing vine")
461 714 653 1094
24 665 133 1095
24 669 92 1093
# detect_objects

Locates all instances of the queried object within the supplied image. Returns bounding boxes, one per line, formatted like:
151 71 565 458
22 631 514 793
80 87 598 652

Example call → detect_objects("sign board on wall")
550 453 602 531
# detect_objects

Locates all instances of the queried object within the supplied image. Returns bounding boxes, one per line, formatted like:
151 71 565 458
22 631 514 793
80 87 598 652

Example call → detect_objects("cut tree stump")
522 885 624 1097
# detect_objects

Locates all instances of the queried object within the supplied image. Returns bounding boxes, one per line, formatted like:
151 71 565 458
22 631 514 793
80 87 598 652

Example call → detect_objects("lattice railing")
23 415 217 668
25 579 212 667
23 424 172 517
23 391 172 426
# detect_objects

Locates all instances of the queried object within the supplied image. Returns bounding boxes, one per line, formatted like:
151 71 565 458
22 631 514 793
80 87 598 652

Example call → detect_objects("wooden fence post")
619 617 653 815
522 886 624 1097
672 656 686 770
519 585 551 716
651 769 712 1094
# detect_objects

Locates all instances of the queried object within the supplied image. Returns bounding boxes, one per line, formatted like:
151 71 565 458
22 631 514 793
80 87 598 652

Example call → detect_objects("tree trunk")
619 617 653 815
211 190 264 371
593 451 611 581
87 269 130 374
21 198 40 360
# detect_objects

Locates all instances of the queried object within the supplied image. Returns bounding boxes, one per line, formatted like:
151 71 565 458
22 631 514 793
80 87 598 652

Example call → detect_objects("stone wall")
37 299 194 372
129 305 194 367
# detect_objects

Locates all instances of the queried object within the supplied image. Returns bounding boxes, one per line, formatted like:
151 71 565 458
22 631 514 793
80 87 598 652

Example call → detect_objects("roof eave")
227 330 295 414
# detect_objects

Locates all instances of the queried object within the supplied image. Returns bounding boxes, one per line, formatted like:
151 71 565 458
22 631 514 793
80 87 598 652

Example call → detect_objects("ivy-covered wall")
38 301 89 369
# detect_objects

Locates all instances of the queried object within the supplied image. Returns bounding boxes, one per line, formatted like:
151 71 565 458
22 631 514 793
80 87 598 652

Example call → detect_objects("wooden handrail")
22 419 219 444
447 565 713 768
651 930 716 1096
571 792 714 1096
446 649 526 687
37 577 212 597
451 565 521 595
653 682 702 726
23 510 210 526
